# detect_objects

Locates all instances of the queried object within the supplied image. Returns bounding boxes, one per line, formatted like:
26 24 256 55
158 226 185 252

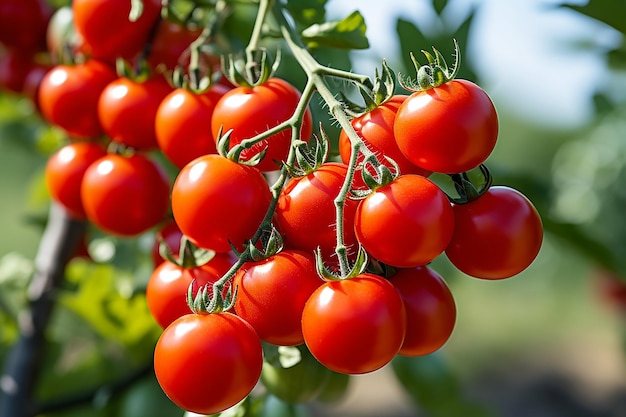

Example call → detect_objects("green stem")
246 0 273 53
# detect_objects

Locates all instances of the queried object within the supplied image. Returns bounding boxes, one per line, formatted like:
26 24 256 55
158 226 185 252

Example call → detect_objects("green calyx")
187 279 236 314
222 48 281 88
448 164 493 204
315 244 369 281
158 234 217 269
399 39 461 91
285 129 329 177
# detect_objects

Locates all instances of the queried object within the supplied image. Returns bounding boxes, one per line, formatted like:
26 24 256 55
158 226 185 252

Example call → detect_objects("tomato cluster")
0 1 545 415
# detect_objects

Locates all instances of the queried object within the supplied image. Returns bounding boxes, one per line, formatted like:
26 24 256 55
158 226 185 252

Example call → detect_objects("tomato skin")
146 257 235 329
45 142 107 219
0 0 52 53
390 266 456 356
394 79 498 174
275 162 359 263
446 186 543 279
154 312 263 415
81 153 170 236
301 273 406 374
38 60 117 139
147 20 204 72
234 250 322 346
155 84 230 168
354 175 455 268
338 95 430 184
98 76 173 150
171 154 272 252
72 0 162 62
210 78 313 172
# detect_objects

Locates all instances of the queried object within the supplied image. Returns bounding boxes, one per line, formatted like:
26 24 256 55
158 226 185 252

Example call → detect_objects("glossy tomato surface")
45 142 107 219
171 154 272 252
390 266 456 356
38 60 117 139
210 78 312 172
234 250 322 346
301 273 406 374
275 162 359 264
98 76 173 150
155 84 230 168
446 186 543 279
72 0 161 62
154 312 263 415
394 79 498 174
81 153 170 236
354 174 455 267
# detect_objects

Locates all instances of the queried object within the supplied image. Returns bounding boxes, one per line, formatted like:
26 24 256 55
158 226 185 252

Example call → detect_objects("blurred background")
1 0 626 416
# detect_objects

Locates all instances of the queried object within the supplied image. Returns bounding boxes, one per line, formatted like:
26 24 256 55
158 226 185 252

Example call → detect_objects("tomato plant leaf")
285 0 327 27
301 11 369 50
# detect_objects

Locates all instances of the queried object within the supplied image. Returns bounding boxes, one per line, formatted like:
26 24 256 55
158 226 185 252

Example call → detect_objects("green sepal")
187 279 236 314
115 57 152 83
301 10 369 50
362 59 396 112
398 39 460 92
360 154 400 191
222 48 281 88
286 128 329 177
447 164 493 204
248 226 284 262
314 244 369 281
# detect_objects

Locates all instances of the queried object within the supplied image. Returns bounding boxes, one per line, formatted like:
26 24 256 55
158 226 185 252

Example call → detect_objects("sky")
326 0 622 128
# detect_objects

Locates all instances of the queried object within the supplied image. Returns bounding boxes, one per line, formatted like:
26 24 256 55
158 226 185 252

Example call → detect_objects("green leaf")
561 1 626 35
433 0 448 15
301 11 369 50
285 0 327 27
392 354 495 417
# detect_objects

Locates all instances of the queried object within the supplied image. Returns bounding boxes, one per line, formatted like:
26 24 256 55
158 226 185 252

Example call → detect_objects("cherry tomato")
394 79 498 174
210 78 313 172
301 273 406 374
234 250 322 346
155 84 230 168
72 0 162 62
81 153 170 236
261 344 331 403
45 142 107 219
147 19 204 72
146 256 235 329
354 174 455 268
390 266 456 356
0 0 52 53
154 312 263 415
338 95 430 186
171 154 272 252
98 76 173 150
38 60 117 139
445 186 543 279
275 162 359 264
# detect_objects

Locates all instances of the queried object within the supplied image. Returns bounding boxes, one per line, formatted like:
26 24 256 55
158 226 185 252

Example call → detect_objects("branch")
0 203 86 417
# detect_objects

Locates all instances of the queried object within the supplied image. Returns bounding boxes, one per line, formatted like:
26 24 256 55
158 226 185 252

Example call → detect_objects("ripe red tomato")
234 250 322 346
147 19 204 72
45 142 107 219
146 256 235 329
155 84 230 168
302 273 406 374
275 162 359 264
38 60 117 139
81 153 170 236
338 95 430 185
390 266 456 356
210 78 313 172
354 174 455 268
154 312 263 415
98 76 173 150
445 186 543 279
0 0 52 53
72 0 162 62
394 79 498 174
171 154 272 252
